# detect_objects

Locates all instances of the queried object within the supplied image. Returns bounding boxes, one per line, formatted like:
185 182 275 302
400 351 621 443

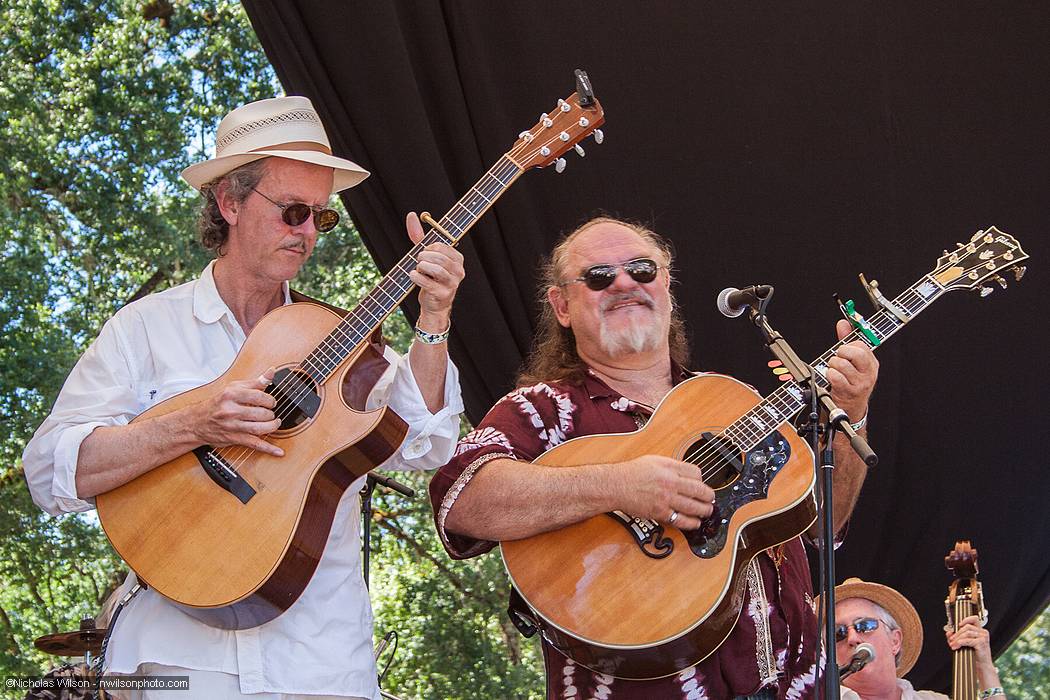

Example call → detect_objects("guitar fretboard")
296 156 524 385
721 275 946 450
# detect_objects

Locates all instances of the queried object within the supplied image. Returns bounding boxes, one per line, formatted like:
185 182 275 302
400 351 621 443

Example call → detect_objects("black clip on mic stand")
740 287 877 700
361 473 417 589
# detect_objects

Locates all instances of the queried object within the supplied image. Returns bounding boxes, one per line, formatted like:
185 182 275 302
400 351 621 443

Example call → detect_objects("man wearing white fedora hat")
23 96 466 699
833 578 1006 700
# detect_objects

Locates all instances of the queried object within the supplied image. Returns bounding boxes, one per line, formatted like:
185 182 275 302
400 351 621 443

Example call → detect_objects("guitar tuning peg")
992 275 1008 289
555 157 567 173
574 144 586 157
593 129 604 144
943 249 950 256
979 285 994 298
956 242 965 248
1013 265 1027 281
970 229 985 242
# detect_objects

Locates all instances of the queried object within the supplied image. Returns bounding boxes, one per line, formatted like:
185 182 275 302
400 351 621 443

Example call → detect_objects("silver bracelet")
414 321 451 345
979 687 1005 699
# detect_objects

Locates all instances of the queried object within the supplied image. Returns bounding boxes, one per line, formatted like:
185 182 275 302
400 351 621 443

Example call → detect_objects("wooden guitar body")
501 374 817 679
96 302 407 630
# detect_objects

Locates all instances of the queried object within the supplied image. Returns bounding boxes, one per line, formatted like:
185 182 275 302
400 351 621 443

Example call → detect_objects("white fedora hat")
181 96 369 194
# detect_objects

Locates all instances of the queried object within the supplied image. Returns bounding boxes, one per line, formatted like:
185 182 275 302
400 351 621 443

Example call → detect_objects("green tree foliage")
0 1 541 697
367 471 543 700
998 604 1050 699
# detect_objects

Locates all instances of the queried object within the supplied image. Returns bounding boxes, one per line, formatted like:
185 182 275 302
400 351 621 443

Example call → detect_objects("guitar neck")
298 156 524 384
724 274 949 449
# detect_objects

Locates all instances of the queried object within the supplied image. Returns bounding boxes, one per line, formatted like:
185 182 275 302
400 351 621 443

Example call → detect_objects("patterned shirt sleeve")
428 382 579 559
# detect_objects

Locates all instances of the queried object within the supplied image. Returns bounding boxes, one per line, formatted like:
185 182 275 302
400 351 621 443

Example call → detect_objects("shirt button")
404 440 427 458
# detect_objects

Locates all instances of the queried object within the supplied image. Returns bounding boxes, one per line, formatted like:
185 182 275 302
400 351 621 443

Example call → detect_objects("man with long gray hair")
430 216 879 699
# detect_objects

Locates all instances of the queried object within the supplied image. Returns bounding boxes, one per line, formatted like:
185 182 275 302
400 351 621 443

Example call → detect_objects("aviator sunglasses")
252 188 340 232
566 258 662 291
834 617 883 642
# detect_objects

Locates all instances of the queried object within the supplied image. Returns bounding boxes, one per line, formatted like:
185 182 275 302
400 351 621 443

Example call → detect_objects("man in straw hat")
834 577 1005 700
23 96 466 699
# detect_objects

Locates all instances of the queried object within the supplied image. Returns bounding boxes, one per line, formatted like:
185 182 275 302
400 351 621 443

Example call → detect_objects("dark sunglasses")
252 188 340 232
835 617 882 642
566 258 662 291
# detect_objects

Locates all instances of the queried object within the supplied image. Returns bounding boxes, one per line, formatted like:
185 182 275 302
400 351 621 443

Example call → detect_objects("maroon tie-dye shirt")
429 368 823 699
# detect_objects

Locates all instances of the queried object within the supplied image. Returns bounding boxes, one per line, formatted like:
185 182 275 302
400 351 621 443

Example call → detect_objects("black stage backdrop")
243 2 1049 692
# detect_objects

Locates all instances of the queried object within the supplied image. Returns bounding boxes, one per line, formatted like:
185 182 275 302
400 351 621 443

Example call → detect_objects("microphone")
716 285 773 318
838 642 877 679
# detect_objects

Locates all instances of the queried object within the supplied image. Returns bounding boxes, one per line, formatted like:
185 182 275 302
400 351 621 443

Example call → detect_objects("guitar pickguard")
684 430 791 559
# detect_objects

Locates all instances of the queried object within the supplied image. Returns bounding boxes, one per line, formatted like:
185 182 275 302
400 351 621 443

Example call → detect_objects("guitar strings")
216 123 574 473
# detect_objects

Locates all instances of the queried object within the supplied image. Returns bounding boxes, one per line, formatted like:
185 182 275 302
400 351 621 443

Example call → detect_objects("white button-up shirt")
22 261 463 699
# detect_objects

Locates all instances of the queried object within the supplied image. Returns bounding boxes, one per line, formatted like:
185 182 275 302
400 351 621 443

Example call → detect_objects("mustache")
600 291 654 313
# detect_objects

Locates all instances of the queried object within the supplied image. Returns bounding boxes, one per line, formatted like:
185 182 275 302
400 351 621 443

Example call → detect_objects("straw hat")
181 96 369 193
825 577 924 677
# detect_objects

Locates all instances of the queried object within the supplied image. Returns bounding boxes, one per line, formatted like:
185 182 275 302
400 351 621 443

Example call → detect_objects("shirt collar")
193 260 292 324
583 359 694 410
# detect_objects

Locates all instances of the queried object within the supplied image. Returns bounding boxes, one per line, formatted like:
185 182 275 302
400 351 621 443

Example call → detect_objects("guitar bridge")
194 446 256 504
606 511 674 559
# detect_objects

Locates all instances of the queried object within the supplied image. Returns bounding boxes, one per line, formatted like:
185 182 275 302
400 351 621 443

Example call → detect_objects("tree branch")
374 516 503 610
0 603 22 658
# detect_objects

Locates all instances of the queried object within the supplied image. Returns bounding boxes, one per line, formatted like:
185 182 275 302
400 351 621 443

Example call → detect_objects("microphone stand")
741 290 877 700
361 473 417 589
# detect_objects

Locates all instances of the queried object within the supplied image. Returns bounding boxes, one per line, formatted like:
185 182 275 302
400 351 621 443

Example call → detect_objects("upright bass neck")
946 540 985 700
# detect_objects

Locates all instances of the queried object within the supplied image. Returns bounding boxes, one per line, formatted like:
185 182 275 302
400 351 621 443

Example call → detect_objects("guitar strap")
507 587 539 638
288 289 390 411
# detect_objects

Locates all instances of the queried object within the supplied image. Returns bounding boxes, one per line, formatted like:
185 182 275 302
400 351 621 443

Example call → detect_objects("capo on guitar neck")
835 294 882 347
859 273 910 323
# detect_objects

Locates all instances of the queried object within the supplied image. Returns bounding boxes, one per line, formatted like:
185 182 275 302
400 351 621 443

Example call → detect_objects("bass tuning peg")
555 158 567 173
593 129 604 144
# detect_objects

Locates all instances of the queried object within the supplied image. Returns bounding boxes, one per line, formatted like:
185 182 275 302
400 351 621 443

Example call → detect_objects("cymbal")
34 628 105 657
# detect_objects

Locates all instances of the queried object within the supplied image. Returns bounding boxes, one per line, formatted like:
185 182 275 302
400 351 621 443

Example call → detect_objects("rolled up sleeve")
366 345 464 472
21 318 139 515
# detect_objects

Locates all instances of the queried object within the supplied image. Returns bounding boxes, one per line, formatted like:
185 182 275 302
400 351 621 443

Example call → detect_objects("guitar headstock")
508 69 605 172
932 226 1029 297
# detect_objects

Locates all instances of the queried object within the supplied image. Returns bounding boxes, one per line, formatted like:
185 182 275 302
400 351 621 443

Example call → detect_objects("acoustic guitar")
96 72 605 630
501 230 1027 679
946 540 987 700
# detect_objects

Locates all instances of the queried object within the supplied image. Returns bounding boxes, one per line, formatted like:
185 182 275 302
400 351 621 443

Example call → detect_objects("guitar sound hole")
267 368 320 431
686 432 744 488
